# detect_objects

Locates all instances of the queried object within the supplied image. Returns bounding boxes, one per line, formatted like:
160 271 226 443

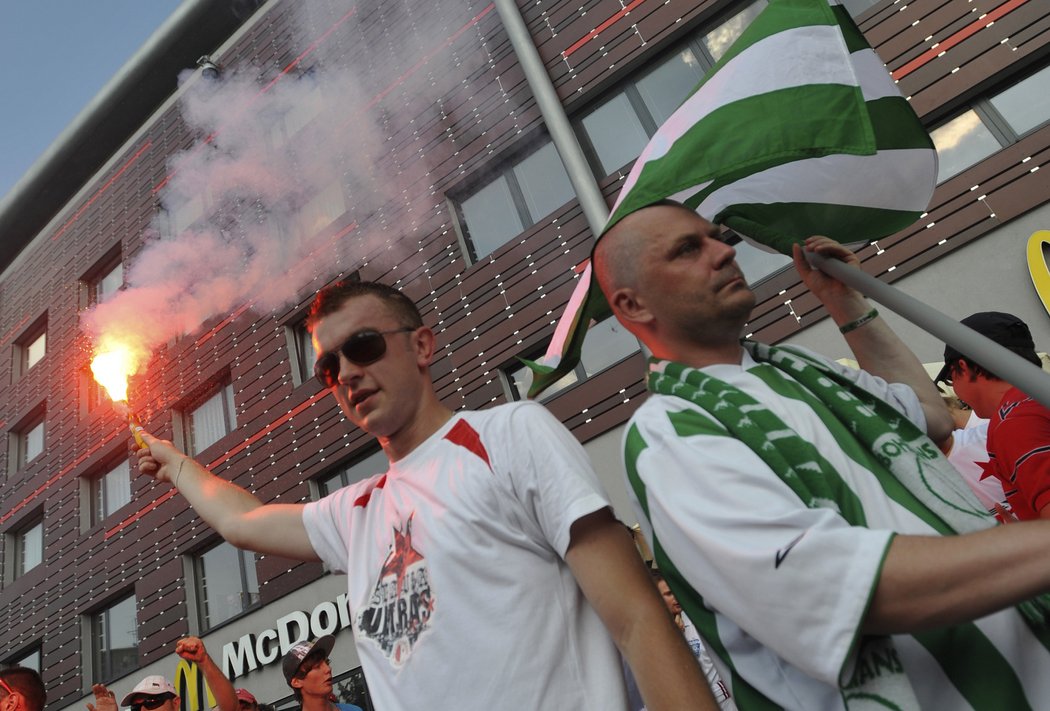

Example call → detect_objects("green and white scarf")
647 342 1050 710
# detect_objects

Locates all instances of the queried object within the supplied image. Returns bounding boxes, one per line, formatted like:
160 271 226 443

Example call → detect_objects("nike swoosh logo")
775 532 806 569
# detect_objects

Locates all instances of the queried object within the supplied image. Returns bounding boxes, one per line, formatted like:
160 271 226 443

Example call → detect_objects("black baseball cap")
938 311 1039 382
281 635 335 686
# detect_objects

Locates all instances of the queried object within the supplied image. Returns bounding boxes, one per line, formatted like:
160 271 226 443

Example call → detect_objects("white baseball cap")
119 675 177 706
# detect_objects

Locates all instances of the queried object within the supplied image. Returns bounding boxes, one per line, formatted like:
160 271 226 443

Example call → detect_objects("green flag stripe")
914 624 1032 711
833 4 869 53
868 97 935 150
720 202 927 252
612 83 873 222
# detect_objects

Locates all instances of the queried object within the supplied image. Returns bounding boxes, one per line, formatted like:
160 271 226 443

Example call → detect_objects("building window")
93 460 132 524
168 194 208 237
4 648 41 672
286 321 318 387
930 111 1001 183
318 448 389 497
185 384 237 455
455 139 575 261
930 63 1050 183
577 1 765 177
298 182 347 237
13 416 46 471
987 64 1050 137
194 541 260 631
506 317 641 401
13 519 43 578
15 318 48 376
94 262 124 304
91 595 138 682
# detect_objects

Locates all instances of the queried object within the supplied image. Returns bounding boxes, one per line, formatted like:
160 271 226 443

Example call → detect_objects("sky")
0 0 183 202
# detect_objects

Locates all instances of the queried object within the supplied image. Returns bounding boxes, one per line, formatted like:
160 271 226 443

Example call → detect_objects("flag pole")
809 253 1050 410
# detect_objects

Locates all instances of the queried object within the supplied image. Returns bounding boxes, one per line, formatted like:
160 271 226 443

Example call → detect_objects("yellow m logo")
1027 231 1050 318
174 660 217 711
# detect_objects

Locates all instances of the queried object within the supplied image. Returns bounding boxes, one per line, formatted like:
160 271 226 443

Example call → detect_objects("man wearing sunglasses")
135 281 715 710
119 677 179 711
0 668 45 711
86 637 237 711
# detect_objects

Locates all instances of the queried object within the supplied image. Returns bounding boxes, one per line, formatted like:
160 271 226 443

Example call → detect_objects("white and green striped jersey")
624 347 1050 710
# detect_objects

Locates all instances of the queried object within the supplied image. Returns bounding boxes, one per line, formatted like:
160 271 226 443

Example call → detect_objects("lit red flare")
91 332 149 399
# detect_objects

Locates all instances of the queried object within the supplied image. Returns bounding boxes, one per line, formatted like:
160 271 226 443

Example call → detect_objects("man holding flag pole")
528 0 1050 708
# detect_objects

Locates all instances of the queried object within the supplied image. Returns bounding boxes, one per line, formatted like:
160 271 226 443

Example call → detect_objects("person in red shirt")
938 311 1050 520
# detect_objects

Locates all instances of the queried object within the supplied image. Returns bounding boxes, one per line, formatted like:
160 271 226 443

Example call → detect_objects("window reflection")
929 111 1001 182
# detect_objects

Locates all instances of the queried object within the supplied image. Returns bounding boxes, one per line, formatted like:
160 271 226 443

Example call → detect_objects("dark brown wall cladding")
1 0 1049 705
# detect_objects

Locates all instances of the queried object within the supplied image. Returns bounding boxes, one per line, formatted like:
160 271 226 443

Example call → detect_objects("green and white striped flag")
527 0 936 398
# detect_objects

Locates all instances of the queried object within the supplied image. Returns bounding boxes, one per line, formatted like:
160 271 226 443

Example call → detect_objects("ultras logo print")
356 513 434 666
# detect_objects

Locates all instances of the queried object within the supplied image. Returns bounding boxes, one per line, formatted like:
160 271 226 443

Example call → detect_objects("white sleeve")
301 483 367 573
784 345 927 431
496 402 612 557
634 404 892 685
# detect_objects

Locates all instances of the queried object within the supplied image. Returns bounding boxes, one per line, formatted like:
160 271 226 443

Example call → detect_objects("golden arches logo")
1027 231 1050 318
174 660 218 711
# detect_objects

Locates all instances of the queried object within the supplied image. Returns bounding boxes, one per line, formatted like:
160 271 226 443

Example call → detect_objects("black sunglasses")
314 327 415 387
132 695 174 711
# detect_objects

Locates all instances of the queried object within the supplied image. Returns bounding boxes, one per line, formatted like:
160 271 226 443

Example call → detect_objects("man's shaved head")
594 200 701 297
592 200 753 364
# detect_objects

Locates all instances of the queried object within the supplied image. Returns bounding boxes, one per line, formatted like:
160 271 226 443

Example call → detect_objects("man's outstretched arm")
565 508 718 711
136 432 319 560
792 236 953 443
176 637 238 711
865 521 1050 634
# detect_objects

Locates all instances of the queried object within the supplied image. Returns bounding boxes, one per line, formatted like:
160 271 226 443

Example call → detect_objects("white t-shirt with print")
303 402 626 711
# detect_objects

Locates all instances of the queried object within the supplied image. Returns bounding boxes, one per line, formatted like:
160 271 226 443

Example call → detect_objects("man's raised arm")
792 236 953 443
135 432 319 560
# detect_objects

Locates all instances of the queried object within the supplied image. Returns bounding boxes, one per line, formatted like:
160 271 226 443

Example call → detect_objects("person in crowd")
87 676 179 711
87 637 237 711
135 280 715 710
936 392 1008 516
593 200 1050 709
939 311 1050 520
282 636 362 711
0 668 45 711
650 568 735 710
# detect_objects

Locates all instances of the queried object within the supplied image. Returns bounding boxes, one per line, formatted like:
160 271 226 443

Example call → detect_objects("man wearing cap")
118 676 179 711
136 281 713 710
0 668 45 711
940 311 1050 520
281 636 362 711
87 637 237 711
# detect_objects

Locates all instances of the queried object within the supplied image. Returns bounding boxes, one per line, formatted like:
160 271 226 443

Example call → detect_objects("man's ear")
413 326 436 367
291 676 304 691
608 287 653 329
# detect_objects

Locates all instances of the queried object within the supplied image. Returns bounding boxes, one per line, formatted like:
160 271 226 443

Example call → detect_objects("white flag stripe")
696 149 937 218
852 48 903 102
542 262 592 364
637 24 857 166
668 181 714 206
